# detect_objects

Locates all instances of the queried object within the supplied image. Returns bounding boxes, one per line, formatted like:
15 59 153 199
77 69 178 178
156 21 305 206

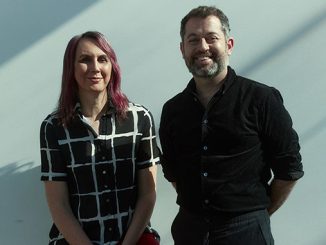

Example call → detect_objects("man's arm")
159 103 178 184
259 88 303 216
267 179 297 216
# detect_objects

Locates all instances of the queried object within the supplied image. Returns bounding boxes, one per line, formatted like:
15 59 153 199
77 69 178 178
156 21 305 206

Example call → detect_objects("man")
159 6 303 245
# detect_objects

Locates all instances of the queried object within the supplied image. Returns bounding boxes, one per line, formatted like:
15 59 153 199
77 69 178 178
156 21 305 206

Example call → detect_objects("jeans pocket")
257 211 274 245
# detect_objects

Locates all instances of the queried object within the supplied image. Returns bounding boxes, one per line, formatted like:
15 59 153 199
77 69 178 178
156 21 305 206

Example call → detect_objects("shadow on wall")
0 0 98 66
239 7 326 76
0 162 51 244
300 116 326 144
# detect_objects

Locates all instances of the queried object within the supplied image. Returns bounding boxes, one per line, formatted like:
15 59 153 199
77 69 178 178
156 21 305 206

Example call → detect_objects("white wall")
0 0 325 244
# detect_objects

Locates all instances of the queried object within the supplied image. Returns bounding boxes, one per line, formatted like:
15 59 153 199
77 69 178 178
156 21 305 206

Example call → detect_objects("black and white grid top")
40 102 160 245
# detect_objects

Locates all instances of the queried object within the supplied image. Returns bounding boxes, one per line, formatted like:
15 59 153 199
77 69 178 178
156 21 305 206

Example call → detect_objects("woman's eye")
79 57 90 63
98 56 108 63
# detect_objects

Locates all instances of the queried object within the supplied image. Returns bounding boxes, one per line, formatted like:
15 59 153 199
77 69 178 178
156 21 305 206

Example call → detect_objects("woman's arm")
121 165 157 245
44 181 93 245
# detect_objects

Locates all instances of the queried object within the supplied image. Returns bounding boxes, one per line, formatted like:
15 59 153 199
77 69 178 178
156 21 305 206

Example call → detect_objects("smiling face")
74 38 112 98
180 15 233 79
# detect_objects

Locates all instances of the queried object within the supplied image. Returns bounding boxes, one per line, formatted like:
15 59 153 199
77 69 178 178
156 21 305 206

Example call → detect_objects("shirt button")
203 172 208 177
102 156 106 160
106 199 110 203
203 119 208 124
204 199 209 204
203 146 208 150
104 185 108 188
102 170 107 174
108 227 112 231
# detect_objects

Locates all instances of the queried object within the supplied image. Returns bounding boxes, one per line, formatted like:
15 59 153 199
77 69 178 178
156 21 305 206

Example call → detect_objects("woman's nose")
90 60 100 71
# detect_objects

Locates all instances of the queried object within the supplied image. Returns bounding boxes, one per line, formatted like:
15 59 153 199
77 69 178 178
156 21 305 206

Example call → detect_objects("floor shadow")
0 0 98 66
0 162 51 245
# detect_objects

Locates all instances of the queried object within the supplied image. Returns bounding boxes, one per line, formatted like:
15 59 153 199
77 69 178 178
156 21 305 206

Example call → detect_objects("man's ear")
180 42 185 59
227 37 234 56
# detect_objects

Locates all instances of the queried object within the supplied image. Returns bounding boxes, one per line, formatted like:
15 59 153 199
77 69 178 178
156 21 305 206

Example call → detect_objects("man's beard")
186 52 226 78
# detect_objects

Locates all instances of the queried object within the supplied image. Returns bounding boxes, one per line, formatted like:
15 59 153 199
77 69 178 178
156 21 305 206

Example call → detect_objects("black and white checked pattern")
40 102 160 245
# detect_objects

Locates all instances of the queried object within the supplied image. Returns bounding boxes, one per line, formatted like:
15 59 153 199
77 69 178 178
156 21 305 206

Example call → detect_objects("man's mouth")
194 55 212 65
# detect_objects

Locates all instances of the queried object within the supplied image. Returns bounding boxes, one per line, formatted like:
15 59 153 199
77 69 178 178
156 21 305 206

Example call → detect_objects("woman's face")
74 38 112 96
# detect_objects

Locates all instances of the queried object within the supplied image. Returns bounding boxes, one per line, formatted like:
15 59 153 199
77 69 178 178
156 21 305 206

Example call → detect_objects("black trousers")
171 208 274 245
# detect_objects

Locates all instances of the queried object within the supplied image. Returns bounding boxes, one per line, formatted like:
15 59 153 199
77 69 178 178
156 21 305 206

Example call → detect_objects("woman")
40 31 160 245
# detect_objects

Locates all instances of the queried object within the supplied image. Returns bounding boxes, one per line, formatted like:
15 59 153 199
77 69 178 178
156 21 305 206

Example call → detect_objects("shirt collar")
184 66 236 96
74 100 116 117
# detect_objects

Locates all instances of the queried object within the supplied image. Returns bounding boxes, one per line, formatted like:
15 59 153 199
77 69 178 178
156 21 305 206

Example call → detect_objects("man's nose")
198 38 209 51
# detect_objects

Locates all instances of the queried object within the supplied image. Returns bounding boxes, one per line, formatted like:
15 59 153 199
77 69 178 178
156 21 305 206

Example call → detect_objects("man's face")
180 16 233 78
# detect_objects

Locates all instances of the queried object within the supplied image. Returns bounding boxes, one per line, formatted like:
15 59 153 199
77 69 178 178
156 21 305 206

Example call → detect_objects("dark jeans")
171 208 274 245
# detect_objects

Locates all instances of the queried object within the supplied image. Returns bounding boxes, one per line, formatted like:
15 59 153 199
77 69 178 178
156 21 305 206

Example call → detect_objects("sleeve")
260 88 304 181
136 108 160 170
158 103 177 182
40 116 67 181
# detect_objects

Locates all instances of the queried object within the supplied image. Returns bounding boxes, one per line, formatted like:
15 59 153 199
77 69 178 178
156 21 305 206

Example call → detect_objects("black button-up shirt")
159 67 303 214
40 102 160 244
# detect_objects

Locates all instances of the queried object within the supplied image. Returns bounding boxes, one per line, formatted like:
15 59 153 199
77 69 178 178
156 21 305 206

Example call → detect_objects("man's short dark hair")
180 6 231 41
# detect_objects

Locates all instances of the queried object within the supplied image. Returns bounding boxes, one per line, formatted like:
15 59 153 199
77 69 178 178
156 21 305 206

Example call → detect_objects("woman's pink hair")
57 31 129 125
